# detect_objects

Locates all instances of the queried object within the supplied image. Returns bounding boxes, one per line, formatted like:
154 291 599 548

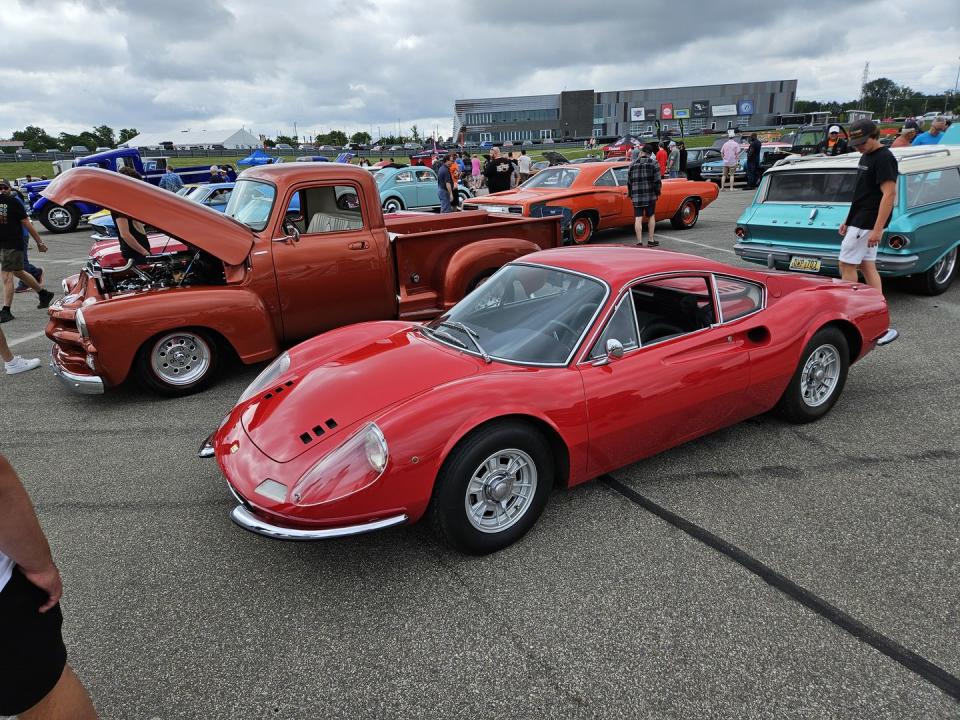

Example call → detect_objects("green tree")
860 77 899 114
92 125 116 147
350 131 371 144
275 135 298 146
118 128 139 144
11 125 58 152
409 124 421 143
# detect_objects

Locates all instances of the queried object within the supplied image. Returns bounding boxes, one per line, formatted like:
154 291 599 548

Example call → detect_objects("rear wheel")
775 327 849 424
569 213 595 245
910 247 957 296
669 198 700 229
136 329 219 397
39 203 80 233
429 421 554 554
382 197 404 214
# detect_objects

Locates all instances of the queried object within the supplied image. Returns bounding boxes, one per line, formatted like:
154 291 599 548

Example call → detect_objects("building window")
480 132 492 142
540 129 553 139
592 128 602 137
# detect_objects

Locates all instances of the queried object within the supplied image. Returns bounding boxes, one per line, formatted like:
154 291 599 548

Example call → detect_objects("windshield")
522 167 580 189
424 264 606 365
224 179 276 231
763 171 857 203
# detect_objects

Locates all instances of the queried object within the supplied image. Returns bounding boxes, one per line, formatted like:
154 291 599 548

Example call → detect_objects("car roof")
520 246 754 287
537 161 629 179
766 145 959 174
240 163 374 185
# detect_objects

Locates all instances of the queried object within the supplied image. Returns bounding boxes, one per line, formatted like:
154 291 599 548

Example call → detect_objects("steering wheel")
640 321 685 344
546 319 578 345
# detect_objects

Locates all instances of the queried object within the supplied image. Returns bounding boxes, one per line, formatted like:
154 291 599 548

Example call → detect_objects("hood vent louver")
298 418 338 445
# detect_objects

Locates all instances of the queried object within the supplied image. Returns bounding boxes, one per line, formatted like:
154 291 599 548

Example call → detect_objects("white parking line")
43 257 89 265
6 330 46 347
655 233 735 254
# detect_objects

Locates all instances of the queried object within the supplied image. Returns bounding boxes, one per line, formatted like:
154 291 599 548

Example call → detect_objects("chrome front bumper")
229 504 408 541
876 329 899 346
50 348 104 394
734 242 920 274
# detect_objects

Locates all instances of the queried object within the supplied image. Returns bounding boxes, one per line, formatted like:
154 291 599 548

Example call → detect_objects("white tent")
122 128 260 150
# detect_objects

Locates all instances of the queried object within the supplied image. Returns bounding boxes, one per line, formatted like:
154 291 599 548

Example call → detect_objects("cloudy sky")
2 0 958 141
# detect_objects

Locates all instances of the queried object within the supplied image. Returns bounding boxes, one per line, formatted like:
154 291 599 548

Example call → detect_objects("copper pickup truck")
45 164 561 396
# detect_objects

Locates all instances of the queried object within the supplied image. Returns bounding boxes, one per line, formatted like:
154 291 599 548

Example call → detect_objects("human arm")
114 216 151 257
0 455 62 612
867 180 897 246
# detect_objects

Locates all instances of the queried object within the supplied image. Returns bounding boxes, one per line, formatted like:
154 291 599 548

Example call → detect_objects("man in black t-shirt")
482 148 515 194
837 119 897 294
0 179 53 323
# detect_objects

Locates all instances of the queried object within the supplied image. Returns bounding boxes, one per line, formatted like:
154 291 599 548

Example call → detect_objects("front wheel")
911 247 958 296
775 327 849 424
382 197 404 214
39 203 80 233
569 213 595 245
429 421 554 554
135 329 219 397
669 199 700 229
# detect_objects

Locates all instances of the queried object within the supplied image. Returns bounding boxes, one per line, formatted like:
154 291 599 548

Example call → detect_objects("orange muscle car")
463 161 719 244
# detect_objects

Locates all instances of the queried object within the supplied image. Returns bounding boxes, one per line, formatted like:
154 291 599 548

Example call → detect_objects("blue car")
88 183 238 239
373 165 473 212
734 144 960 295
700 143 794 184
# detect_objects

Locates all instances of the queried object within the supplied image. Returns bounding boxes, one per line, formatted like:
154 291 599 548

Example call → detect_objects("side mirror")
591 338 625 366
280 219 301 243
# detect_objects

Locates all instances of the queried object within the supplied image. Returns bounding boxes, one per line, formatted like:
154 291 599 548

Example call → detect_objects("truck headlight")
237 352 290 404
291 423 389 507
75 308 89 338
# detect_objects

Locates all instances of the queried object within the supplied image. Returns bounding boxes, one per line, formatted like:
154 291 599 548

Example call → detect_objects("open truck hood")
42 167 254 266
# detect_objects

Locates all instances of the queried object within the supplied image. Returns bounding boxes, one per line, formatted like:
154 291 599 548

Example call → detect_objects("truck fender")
84 287 281 385
441 237 543 307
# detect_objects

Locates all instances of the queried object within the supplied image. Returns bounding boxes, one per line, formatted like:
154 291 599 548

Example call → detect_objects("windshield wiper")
437 321 491 363
420 325 468 350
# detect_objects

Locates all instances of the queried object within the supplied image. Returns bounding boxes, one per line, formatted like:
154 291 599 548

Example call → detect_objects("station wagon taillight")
735 226 747 239
887 235 909 250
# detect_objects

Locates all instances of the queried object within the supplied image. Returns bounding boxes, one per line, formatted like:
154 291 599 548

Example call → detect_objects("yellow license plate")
789 256 821 272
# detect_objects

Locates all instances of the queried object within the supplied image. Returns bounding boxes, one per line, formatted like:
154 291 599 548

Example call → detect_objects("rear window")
905 168 960 208
763 171 857 203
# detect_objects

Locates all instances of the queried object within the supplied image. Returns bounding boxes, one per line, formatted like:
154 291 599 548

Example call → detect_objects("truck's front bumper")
50 346 104 394
734 242 920 275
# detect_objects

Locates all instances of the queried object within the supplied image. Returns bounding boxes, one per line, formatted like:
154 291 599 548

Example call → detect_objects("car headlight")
75 308 89 338
237 351 290 404
290 423 389 507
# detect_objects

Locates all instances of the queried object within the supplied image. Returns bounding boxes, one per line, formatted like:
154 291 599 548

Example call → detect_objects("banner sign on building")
660 103 674 120
691 100 709 118
712 104 738 117
629 107 646 122
674 108 690 119
737 98 755 115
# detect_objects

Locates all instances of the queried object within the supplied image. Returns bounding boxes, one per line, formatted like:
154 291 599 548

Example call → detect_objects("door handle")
348 241 369 250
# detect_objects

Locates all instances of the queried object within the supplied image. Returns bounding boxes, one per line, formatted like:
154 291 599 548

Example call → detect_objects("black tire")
669 198 700 229
429 421 554 554
775 327 849 424
135 329 220 397
569 213 595 245
910 247 958 296
39 203 80 234
382 197 404 213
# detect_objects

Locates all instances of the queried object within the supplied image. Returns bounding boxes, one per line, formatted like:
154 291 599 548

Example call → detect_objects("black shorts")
633 200 656 218
0 569 67 716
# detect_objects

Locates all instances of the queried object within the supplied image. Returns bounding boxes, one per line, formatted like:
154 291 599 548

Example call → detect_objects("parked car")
403 143 422 150
373 165 473 212
69 145 90 153
464 161 719 243
275 143 293 150
479 141 494 149
298 144 316 151
15 148 32 156
45 164 562 396
734 145 960 295
684 147 722 181
700 143 795 184
95 146 111 152
295 156 331 163
203 246 896 552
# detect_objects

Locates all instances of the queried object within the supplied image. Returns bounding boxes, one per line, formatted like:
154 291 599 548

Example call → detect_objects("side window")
208 189 231 206
415 170 434 183
299 185 364 235
395 171 414 184
594 169 617 187
612 166 630 185
715 276 764 322
631 275 715 345
589 294 639 359
907 168 960 208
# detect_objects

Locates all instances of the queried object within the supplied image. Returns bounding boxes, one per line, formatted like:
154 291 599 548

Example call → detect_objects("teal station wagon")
734 144 960 295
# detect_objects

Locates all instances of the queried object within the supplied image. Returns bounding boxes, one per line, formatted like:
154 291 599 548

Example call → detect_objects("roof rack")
896 147 952 162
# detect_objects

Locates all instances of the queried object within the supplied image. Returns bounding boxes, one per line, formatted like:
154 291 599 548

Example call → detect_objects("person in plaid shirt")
628 143 662 247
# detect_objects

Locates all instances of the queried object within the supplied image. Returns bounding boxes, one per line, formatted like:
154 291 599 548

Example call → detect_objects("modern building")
122 128 260 150
455 80 798 142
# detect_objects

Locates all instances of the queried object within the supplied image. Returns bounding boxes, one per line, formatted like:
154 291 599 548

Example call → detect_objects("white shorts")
839 226 878 265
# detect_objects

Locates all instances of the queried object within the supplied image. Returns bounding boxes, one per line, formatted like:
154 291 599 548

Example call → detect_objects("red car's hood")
43 167 253 265
241 325 480 463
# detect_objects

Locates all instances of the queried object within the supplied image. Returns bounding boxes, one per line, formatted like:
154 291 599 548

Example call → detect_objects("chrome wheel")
46 206 73 230
150 332 212 386
464 448 538 533
932 248 957 285
800 343 840 407
383 198 402 213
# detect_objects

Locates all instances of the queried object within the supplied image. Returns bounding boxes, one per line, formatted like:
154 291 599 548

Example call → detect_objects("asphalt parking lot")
2 190 958 719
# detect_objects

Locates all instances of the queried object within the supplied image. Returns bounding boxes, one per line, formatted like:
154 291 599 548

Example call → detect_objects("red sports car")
203 247 897 554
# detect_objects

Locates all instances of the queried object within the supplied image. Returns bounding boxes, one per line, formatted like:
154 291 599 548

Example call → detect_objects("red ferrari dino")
203 247 897 554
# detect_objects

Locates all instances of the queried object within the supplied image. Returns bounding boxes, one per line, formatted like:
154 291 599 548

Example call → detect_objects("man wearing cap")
628 143 662 248
891 118 921 147
838 119 897 294
744 133 762 189
720 132 740 192
0 179 54 324
815 126 849 155
912 116 947 145
666 142 680 179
